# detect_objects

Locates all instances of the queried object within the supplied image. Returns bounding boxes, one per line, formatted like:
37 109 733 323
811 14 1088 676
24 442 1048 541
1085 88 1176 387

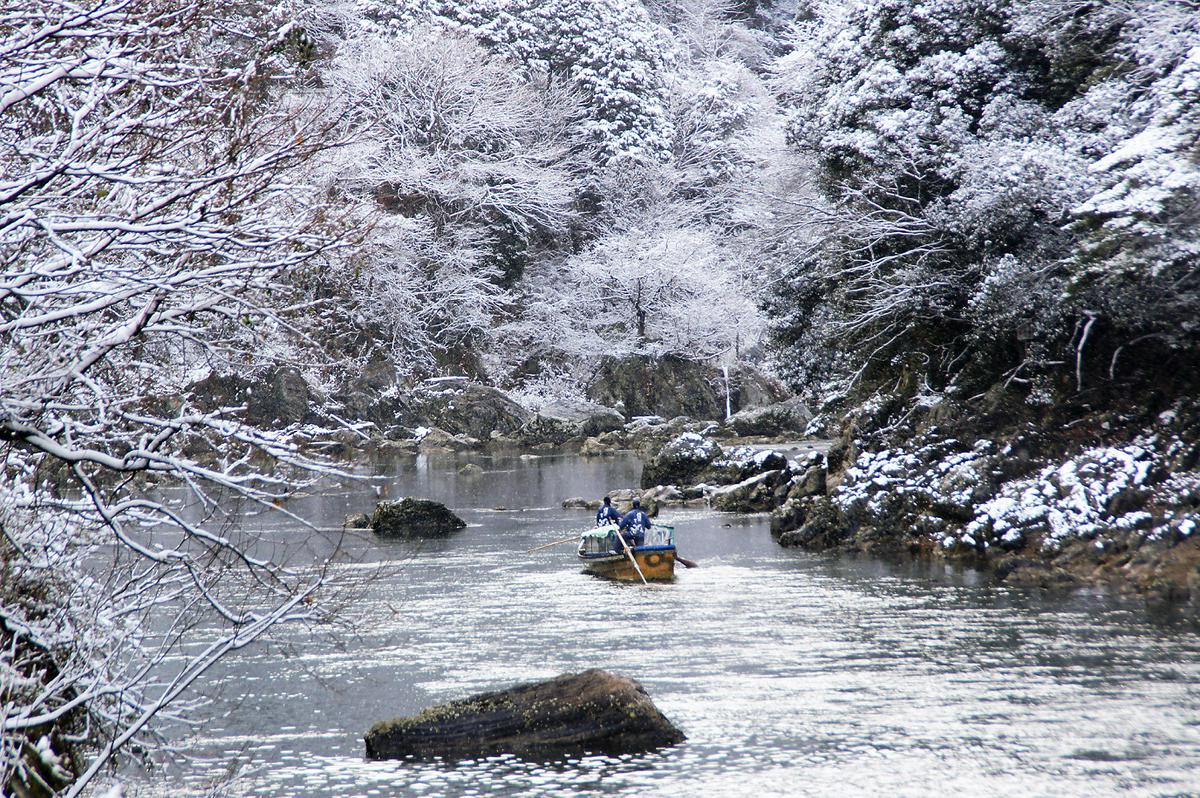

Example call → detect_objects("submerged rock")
364 669 685 760
343 512 371 529
371 498 466 538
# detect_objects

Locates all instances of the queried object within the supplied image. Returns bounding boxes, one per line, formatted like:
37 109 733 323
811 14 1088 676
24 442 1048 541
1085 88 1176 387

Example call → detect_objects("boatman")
595 496 621 527
617 498 652 549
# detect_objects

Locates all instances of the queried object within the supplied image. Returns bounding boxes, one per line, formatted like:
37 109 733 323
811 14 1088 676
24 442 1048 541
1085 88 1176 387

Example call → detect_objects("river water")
152 451 1200 797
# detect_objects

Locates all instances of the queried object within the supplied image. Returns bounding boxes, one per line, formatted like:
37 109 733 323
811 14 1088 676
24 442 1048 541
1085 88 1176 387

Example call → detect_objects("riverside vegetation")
2 0 1198 794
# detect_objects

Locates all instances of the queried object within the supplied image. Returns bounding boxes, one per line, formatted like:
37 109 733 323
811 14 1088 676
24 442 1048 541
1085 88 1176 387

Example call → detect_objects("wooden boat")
577 525 676 582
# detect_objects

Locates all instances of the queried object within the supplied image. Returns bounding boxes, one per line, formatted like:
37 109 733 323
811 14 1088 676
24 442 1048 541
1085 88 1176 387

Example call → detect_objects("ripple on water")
140 453 1200 797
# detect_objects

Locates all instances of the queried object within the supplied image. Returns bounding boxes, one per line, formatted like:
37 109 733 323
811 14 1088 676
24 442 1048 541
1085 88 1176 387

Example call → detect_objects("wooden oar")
526 536 578 553
612 525 649 585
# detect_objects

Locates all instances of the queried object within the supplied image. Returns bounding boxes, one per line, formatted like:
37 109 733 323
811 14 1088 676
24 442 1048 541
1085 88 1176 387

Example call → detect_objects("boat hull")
579 546 676 581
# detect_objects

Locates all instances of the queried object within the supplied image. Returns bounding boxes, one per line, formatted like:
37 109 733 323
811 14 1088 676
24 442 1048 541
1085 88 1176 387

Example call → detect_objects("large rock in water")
640 432 723 489
710 469 792 512
537 399 625 437
371 498 466 537
364 669 685 760
513 399 626 446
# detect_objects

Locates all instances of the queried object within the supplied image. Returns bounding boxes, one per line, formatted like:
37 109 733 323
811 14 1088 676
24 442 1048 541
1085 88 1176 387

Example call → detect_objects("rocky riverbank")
767 397 1200 606
607 393 1199 606
187 357 1200 605
180 356 802 459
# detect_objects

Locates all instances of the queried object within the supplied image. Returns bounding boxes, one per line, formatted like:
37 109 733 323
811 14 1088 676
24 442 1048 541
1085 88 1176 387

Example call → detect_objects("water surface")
153 451 1200 797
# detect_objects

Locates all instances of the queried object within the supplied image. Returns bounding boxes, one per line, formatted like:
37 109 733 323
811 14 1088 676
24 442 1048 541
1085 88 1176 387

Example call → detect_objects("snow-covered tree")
310 24 585 376
357 0 676 163
498 224 764 375
0 0 356 792
767 0 1200 402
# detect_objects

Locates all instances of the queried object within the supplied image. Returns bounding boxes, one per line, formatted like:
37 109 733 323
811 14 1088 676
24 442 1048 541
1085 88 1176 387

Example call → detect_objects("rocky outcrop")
635 432 832 515
725 397 812 438
726 364 793 412
588 355 725 420
771 404 1200 599
371 499 466 537
537 400 626 438
704 446 791 485
710 469 792 512
364 669 684 761
187 366 316 429
329 355 407 429
417 427 482 452
772 496 850 550
640 432 723 489
407 379 531 440
580 416 719 459
509 400 625 448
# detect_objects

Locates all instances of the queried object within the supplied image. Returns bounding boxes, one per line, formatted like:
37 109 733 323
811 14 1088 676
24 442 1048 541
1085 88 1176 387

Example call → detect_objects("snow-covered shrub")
966 444 1157 552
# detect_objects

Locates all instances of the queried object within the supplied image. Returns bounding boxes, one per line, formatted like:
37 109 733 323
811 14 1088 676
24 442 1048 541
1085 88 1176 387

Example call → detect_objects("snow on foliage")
496 223 765 372
769 0 1200 401
829 430 1197 556
1 0 355 791
354 0 676 163
313 24 581 374
663 431 722 462
966 445 1155 552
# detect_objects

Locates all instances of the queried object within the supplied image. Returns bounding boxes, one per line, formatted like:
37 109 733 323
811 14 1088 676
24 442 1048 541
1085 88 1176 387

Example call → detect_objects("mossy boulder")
364 669 684 760
370 498 466 538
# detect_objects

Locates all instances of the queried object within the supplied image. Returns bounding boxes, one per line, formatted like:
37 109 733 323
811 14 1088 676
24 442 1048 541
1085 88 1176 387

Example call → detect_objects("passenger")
617 498 651 549
595 496 621 527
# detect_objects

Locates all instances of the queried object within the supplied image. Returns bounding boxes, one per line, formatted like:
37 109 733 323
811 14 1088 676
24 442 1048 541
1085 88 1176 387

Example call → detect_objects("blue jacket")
596 504 621 525
619 509 652 533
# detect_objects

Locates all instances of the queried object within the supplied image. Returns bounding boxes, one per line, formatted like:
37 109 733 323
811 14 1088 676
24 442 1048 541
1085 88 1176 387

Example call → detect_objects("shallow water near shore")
147 451 1200 797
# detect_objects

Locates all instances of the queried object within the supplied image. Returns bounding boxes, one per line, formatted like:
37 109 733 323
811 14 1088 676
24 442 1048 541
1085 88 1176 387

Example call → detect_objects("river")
149 450 1200 797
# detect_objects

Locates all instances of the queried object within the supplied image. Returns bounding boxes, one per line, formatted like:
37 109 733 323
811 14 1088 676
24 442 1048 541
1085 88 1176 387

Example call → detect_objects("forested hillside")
770 0 1200 418
3 0 1198 793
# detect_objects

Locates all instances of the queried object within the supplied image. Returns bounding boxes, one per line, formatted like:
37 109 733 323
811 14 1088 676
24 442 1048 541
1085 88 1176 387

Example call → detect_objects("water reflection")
142 451 1200 797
